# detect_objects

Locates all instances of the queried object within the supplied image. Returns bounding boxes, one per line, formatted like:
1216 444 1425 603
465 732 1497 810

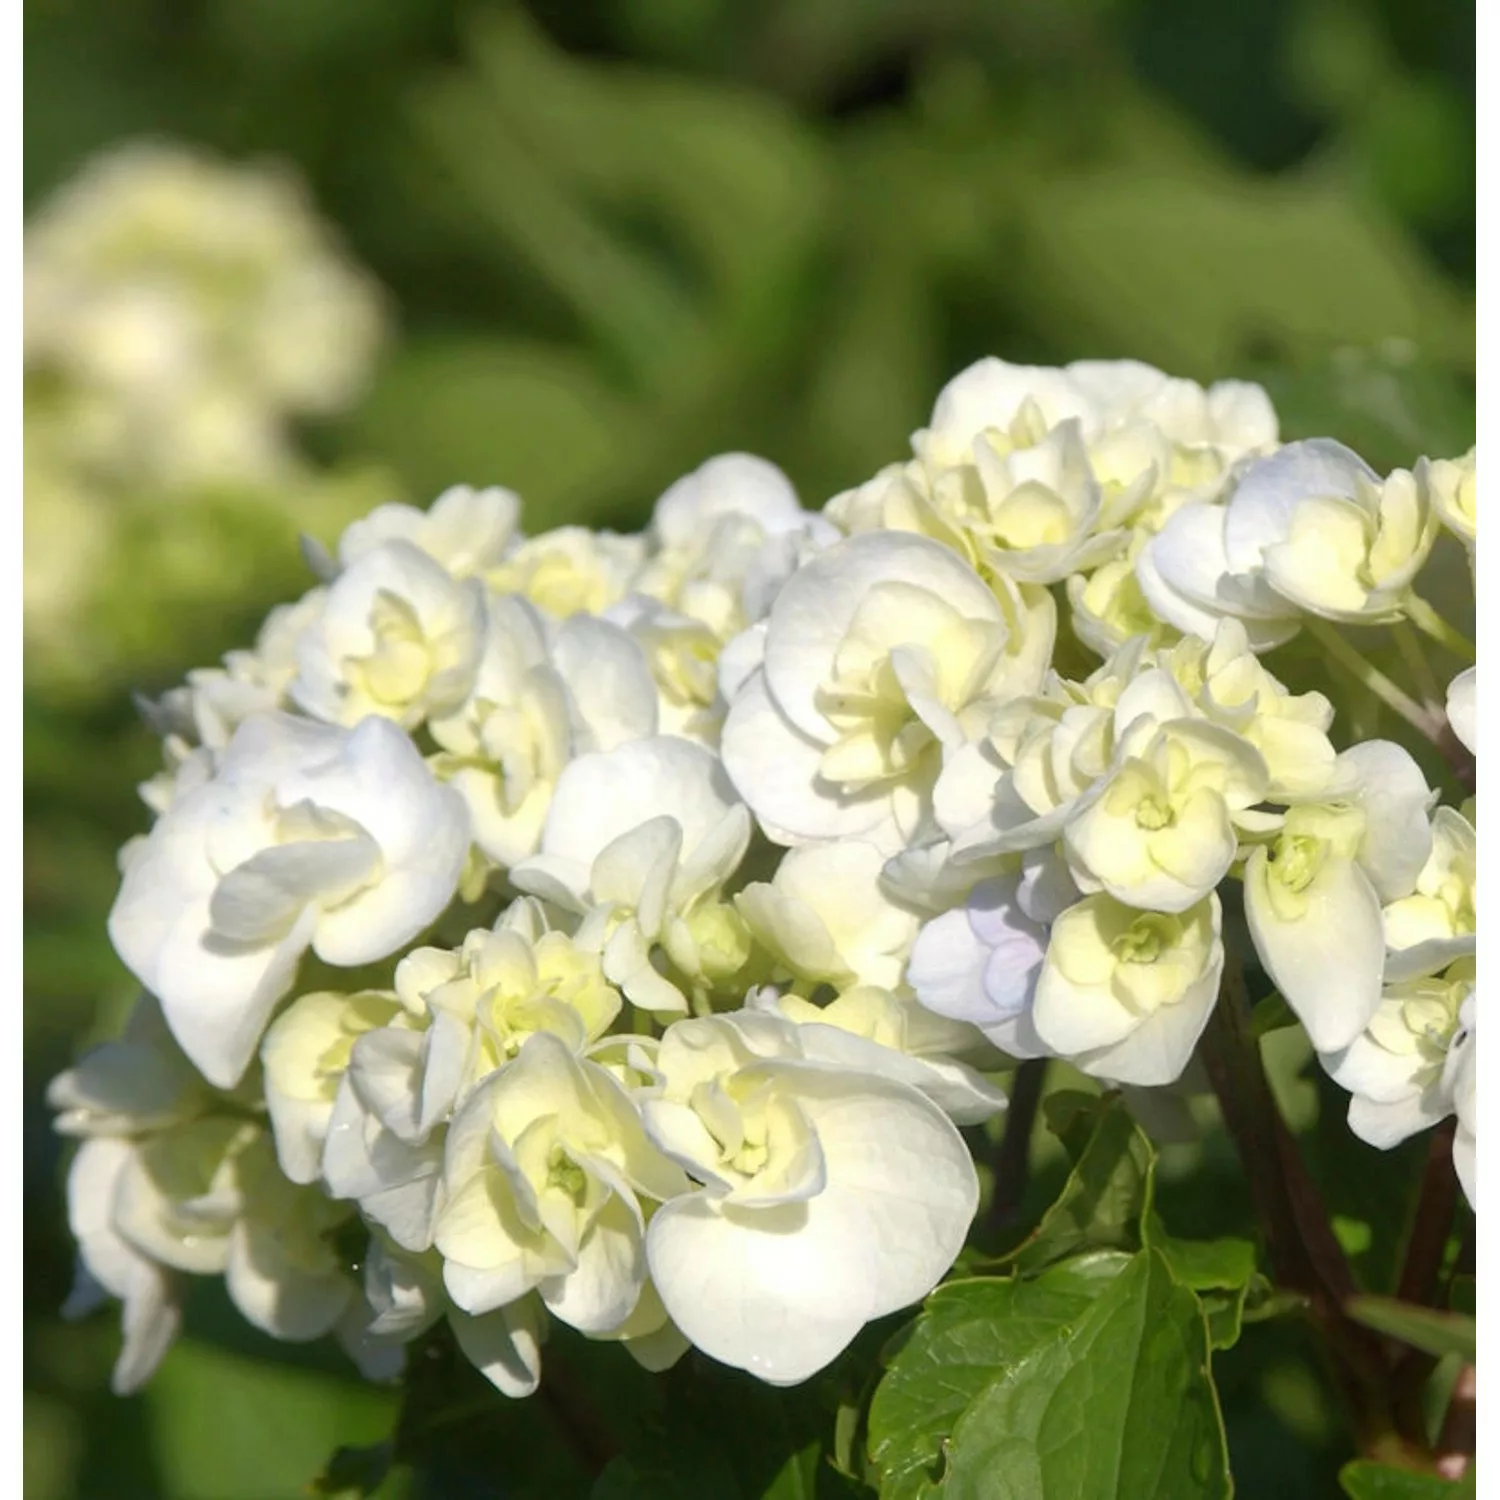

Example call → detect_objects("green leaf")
1144 1217 1257 1292
310 1440 398 1499
867 1252 1131 1500
1015 169 1473 380
1256 349 1477 475
1198 1285 1251 1353
592 1346 863 1500
594 1442 854 1500
937 1251 1230 1499
1345 1297 1477 1363
997 1093 1155 1273
1421 1352 1468 1449
1339 1459 1476 1498
350 337 642 527
145 1340 397 1500
1251 991 1301 1039
1140 1214 1258 1353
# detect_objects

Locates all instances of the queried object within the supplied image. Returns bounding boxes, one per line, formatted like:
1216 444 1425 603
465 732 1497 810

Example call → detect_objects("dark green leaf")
1198 1285 1250 1353
592 1345 864 1500
867 1252 1131 1500
1144 1216 1257 1292
310 1440 398 1499
937 1251 1230 1499
997 1093 1155 1273
1141 1214 1257 1352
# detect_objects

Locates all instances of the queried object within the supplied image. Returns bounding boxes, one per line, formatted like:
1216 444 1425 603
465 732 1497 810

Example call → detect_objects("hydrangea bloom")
52 353 1478 1411
25 140 383 488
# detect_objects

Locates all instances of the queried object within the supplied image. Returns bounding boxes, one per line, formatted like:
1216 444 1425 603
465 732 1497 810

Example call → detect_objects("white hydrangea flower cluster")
24 141 389 693
53 357 1477 1402
25 140 384 489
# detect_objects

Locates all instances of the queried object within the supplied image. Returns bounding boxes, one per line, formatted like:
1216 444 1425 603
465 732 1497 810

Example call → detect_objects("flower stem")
1391 623 1444 717
1406 595 1476 663
1395 1119 1459 1309
982 1058 1047 1240
1199 953 1400 1453
1303 619 1439 741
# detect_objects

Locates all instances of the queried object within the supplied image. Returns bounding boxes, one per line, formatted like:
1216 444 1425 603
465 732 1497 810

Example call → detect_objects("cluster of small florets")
51 356 1477 1399
24 142 387 691
25 140 384 490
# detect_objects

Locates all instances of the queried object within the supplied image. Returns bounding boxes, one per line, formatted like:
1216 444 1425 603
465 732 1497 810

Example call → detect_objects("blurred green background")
24 1 1475 1496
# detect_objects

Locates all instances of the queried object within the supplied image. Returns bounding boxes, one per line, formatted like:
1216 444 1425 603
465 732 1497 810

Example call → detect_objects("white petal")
348 1028 428 1142
111 1266 182 1395
924 358 1096 462
450 1301 544 1397
1143 503 1238 614
721 672 898 846
591 817 680 915
553 615 659 750
1452 1125 1475 1209
225 1220 352 1341
363 1239 445 1339
906 909 994 1025
1337 740 1435 902
652 453 803 549
762 532 1000 742
932 741 1005 841
67 1141 156 1296
107 794 308 1088
1347 1091 1447 1150
1016 847 1082 923
538 736 737 873
292 719 470 966
622 1318 690 1373
718 621 769 703
647 1068 977 1385
1112 669 1194 738
1244 848 1385 1050
322 1079 443 1249
263 1094 333 1186
539 1194 645 1335
1320 1025 1423 1106
1073 939 1224 1087
1032 969 1140 1056
1135 528 1236 641
159 915 314 1091
792 1024 1007 1125
1222 439 1374 574
1446 667 1476 756
1383 935 1476 983
443 1255 538 1319
210 835 379 943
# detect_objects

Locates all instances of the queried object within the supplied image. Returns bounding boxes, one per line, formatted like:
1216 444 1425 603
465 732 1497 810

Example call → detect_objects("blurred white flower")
25 140 384 488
